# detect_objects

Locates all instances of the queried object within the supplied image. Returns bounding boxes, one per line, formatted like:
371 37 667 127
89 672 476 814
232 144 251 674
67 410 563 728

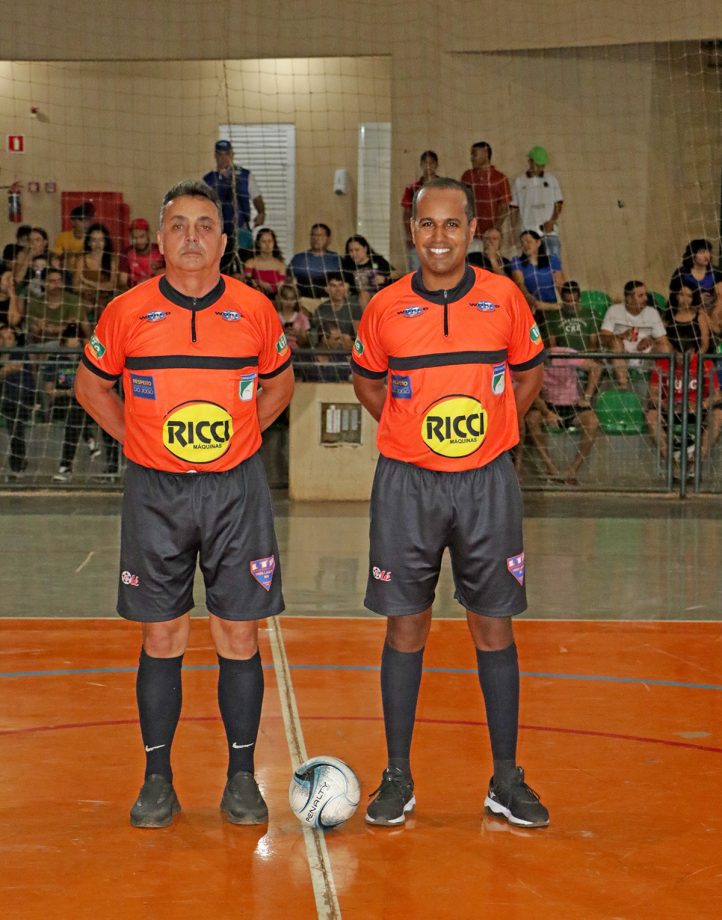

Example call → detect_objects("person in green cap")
510 145 564 263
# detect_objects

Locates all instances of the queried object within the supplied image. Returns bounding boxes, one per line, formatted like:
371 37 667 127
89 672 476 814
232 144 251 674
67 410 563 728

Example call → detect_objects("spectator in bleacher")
401 151 438 271
510 230 563 342
202 140 265 271
0 269 21 330
288 223 343 299
0 323 34 479
510 146 563 262
600 280 671 389
243 228 287 297
22 267 89 345
12 227 49 291
2 224 31 272
664 284 709 355
669 239 722 313
42 323 101 482
307 322 353 383
52 202 94 272
311 273 362 346
467 226 512 276
275 283 310 351
546 281 603 396
461 141 511 252
523 348 600 485
342 234 394 307
646 352 722 472
120 218 164 289
73 223 120 320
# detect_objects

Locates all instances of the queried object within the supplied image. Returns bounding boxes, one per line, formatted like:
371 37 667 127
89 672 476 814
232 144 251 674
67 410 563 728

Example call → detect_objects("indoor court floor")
1 493 721 919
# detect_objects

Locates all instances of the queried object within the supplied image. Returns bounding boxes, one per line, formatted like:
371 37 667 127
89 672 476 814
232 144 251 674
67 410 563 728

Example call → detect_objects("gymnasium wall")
0 0 720 294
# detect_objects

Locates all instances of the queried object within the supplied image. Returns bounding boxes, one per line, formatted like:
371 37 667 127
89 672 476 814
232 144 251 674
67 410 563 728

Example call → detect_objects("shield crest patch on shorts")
506 553 525 586
250 555 276 591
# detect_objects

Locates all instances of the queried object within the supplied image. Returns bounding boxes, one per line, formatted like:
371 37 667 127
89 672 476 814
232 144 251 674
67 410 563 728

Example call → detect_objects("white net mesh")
0 6 720 489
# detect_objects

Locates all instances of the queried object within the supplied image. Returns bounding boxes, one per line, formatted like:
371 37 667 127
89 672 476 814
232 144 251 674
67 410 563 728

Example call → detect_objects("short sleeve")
256 294 291 378
601 306 618 333
350 296 388 379
550 255 562 272
499 174 512 204
507 285 545 370
550 175 563 202
82 297 128 380
510 177 521 208
248 172 261 201
650 309 667 339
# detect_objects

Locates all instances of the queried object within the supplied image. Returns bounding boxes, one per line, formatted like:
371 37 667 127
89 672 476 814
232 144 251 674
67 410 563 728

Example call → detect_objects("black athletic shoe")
220 771 268 825
130 774 181 828
365 767 415 826
484 766 549 827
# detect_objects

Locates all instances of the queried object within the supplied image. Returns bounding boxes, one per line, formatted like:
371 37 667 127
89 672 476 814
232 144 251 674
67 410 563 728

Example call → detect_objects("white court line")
74 551 95 574
267 616 341 920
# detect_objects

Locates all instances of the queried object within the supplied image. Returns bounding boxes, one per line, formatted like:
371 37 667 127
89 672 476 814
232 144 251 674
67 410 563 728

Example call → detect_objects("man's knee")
142 614 191 657
210 615 259 659
466 612 514 651
386 609 432 653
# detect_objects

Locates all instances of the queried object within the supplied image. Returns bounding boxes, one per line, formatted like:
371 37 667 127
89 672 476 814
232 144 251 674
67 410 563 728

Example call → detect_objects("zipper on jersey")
443 289 449 337
191 300 197 342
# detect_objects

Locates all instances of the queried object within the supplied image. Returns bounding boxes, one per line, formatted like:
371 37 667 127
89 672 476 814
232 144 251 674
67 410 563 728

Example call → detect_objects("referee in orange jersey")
352 177 549 828
76 180 294 828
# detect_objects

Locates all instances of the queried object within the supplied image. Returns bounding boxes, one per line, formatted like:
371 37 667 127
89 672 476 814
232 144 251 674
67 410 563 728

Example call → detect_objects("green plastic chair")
579 289 613 324
595 389 647 435
649 290 667 311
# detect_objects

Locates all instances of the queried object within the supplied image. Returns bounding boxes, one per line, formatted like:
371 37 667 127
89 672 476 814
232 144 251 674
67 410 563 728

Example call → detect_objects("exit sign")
8 135 24 153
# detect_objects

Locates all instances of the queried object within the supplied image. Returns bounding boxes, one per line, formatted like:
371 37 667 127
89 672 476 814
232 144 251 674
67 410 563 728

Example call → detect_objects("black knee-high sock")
380 642 424 776
136 648 184 782
218 651 264 779
476 642 519 786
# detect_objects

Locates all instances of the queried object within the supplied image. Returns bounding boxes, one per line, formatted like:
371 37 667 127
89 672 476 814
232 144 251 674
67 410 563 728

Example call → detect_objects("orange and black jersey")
82 274 291 473
351 265 545 471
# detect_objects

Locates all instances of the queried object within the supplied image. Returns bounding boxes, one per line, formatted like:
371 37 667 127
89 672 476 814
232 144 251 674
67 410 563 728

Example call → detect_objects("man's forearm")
75 374 125 442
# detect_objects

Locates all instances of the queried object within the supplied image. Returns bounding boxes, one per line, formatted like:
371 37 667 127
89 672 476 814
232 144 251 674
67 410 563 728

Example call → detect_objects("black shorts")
547 403 581 429
118 453 284 622
364 452 526 619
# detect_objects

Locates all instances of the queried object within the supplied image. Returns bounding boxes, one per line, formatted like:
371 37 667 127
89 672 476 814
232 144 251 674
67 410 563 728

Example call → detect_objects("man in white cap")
510 146 563 263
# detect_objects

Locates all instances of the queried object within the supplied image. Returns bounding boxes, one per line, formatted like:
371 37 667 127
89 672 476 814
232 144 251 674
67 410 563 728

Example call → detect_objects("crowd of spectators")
2 134 721 484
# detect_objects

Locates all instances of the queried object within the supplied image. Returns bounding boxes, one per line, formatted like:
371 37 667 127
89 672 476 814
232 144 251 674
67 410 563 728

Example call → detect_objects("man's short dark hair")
411 177 475 223
623 280 645 297
472 141 492 160
420 150 438 163
16 224 31 239
560 280 580 297
311 222 331 236
159 179 223 227
325 273 345 285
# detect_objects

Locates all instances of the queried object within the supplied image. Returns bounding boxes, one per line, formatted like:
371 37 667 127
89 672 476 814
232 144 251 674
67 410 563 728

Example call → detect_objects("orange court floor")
1 615 721 920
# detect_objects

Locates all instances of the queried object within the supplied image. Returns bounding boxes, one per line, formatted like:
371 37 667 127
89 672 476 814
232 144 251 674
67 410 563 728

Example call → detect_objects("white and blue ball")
289 756 360 829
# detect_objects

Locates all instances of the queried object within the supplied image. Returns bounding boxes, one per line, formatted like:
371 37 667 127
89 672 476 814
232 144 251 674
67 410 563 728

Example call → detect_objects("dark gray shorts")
364 452 526 618
118 453 284 622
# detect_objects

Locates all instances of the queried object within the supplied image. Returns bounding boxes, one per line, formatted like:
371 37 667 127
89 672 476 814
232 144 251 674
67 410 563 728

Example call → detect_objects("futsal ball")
289 756 360 829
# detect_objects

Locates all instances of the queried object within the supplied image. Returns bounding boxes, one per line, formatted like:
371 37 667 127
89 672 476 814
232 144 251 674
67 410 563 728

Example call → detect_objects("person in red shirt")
461 141 511 251
75 179 294 829
400 150 438 271
352 177 549 829
120 217 165 288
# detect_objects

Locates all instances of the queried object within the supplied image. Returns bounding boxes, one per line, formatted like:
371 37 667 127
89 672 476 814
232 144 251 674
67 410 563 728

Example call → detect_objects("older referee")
352 177 549 828
76 180 293 828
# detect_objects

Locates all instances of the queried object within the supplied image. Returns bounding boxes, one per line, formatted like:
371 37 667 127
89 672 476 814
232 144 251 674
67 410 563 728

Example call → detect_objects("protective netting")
0 12 720 490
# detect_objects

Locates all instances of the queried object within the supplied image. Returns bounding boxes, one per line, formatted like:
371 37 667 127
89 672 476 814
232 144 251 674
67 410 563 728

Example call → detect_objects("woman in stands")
665 284 709 355
274 282 310 351
73 223 119 321
243 228 287 296
510 229 564 341
12 227 49 292
669 239 722 314
342 234 393 307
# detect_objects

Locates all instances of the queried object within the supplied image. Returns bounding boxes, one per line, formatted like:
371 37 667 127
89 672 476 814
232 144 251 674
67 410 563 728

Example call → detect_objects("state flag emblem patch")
250 555 276 591
506 553 525 586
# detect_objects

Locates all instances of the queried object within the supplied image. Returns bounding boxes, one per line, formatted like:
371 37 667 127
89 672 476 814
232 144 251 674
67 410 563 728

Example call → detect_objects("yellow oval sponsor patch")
162 401 233 463
421 395 487 458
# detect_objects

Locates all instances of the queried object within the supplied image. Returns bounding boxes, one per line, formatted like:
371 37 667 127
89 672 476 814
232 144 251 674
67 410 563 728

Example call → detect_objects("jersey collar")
410 264 475 304
159 275 225 310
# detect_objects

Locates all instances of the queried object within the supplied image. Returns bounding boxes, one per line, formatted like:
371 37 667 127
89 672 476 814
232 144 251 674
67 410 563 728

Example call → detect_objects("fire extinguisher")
8 183 22 222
